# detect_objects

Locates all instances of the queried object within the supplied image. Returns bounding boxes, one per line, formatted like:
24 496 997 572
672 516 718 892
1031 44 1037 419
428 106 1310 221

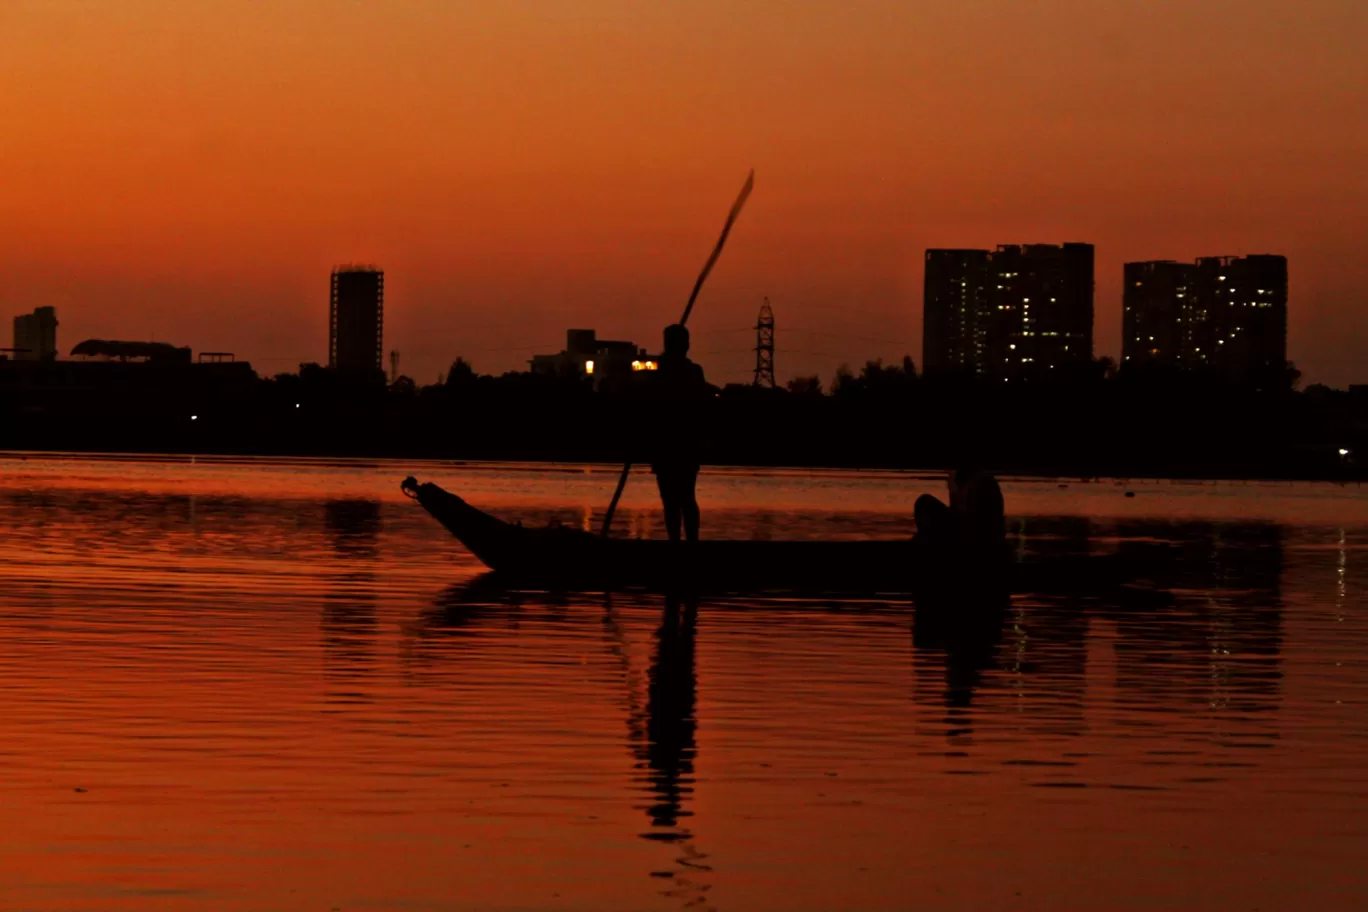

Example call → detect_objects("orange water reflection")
0 455 1366 910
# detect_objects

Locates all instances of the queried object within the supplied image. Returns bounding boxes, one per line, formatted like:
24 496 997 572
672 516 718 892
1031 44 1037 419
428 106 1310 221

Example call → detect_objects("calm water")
1 454 1367 911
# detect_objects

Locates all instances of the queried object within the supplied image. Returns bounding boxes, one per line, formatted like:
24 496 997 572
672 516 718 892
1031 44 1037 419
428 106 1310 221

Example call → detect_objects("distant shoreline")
1 444 1362 486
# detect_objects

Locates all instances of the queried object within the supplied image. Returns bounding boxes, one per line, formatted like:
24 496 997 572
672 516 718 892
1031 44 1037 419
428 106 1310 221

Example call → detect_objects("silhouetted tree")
831 364 856 397
831 357 918 398
786 375 823 396
1283 361 1303 392
446 357 477 388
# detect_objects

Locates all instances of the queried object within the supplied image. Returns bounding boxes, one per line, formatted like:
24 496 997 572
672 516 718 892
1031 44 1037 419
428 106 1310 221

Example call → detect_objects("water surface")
1 454 1367 911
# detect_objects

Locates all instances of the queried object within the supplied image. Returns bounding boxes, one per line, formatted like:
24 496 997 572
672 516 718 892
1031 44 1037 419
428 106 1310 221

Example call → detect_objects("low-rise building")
530 329 655 386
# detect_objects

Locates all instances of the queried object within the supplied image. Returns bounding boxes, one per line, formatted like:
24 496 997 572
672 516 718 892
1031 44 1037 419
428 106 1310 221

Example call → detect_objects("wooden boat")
401 476 1139 595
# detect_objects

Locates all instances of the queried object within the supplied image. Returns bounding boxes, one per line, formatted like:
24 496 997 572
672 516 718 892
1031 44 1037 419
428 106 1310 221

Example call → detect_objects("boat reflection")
912 518 1287 745
1105 520 1285 719
401 516 1287 904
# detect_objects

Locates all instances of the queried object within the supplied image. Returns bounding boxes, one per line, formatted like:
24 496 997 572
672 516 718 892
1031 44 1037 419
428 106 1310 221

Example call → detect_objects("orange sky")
3 0 1366 386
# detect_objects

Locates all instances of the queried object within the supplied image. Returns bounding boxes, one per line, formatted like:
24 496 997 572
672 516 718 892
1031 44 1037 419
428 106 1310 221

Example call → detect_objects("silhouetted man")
914 460 1007 576
650 324 710 542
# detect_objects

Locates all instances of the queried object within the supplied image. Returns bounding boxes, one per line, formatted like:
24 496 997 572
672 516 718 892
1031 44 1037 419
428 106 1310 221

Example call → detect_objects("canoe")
401 476 1138 595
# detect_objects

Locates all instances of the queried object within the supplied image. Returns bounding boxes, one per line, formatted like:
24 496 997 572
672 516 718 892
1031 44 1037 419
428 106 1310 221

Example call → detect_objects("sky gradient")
3 0 1366 386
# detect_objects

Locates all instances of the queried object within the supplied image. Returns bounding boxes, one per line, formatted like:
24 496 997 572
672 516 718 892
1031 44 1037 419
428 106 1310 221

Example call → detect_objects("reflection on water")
322 500 382 690
0 456 1367 910
636 595 698 841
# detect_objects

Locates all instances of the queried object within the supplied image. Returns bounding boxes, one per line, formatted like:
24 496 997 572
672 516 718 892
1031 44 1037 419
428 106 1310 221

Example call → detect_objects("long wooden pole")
600 170 754 538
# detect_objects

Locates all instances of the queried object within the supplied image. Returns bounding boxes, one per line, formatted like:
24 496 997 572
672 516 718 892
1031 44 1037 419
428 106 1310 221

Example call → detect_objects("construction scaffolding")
754 297 775 387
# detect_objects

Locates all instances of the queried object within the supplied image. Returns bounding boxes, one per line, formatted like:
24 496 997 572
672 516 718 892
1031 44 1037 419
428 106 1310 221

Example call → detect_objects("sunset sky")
3 0 1365 386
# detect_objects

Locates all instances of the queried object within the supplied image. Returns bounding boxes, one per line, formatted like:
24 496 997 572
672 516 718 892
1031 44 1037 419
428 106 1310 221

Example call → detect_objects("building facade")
987 243 1094 380
329 267 384 372
530 329 652 387
1122 254 1287 383
922 249 990 375
1122 260 1194 368
12 306 58 361
1193 254 1288 382
922 243 1094 380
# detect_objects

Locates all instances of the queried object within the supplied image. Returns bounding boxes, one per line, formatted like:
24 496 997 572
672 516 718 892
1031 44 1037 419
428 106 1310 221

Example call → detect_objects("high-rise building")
1192 254 1287 382
922 249 990 375
922 243 1094 380
985 243 1094 380
1121 254 1287 383
329 267 384 372
12 306 58 361
1122 260 1194 367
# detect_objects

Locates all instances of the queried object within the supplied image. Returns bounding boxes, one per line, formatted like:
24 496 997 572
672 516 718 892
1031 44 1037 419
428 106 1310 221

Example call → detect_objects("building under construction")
330 266 384 373
754 298 775 388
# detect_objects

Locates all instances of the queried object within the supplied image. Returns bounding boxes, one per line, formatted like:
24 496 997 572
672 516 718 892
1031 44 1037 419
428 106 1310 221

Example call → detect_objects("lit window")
585 360 595 374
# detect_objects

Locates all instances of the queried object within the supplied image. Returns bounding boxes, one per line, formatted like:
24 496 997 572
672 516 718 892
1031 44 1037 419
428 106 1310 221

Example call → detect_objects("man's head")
663 323 690 357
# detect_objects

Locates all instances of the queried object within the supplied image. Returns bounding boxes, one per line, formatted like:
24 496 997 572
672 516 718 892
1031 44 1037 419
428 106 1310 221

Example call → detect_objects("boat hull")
403 477 1134 596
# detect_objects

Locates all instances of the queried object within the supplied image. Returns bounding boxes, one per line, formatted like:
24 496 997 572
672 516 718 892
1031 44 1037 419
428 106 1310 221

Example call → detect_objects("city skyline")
0 246 1313 385
3 2 1365 386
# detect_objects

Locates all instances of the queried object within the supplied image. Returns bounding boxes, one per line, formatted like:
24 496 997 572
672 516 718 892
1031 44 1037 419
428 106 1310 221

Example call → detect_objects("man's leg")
681 468 700 542
656 471 682 542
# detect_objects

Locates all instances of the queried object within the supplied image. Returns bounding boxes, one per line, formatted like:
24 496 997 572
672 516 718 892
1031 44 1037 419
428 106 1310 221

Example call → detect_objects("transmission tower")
754 297 775 388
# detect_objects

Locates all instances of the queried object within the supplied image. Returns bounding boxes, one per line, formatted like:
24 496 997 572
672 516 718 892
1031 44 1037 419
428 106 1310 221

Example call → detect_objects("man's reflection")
636 593 698 840
912 591 1009 735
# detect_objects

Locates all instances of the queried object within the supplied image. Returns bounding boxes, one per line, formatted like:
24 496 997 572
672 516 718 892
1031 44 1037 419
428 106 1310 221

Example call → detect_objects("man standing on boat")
648 324 712 542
